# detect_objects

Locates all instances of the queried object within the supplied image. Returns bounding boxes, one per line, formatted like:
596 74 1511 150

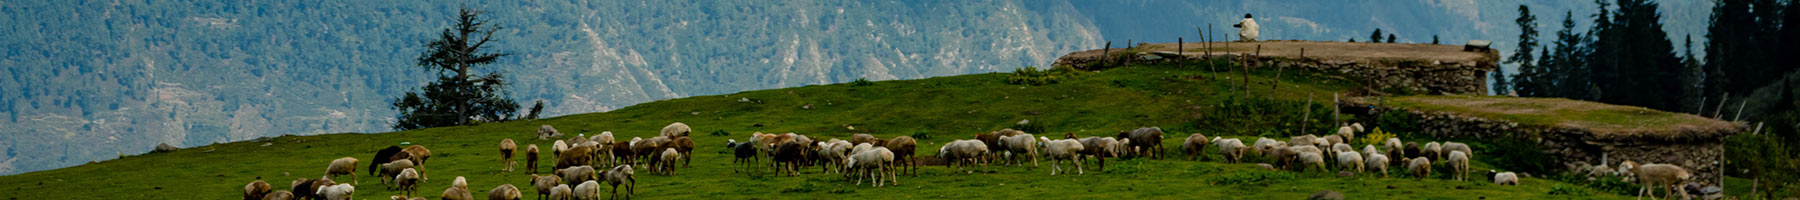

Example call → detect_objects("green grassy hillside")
0 64 1627 199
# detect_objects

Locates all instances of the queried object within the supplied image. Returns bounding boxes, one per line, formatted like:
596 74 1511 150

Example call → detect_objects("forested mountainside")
0 0 1708 175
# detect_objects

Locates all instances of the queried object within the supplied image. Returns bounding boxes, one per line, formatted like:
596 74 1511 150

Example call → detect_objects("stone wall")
1052 50 1495 95
1342 99 1736 185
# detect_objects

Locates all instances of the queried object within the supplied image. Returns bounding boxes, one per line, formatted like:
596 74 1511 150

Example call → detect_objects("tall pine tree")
1547 11 1591 100
1503 5 1538 96
1370 29 1383 43
1592 0 1684 111
391 6 523 130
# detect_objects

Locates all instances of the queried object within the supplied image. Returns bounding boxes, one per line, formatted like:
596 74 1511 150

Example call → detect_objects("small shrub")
1374 110 1422 138
849 78 874 86
1360 127 1395 146
710 130 730 137
1006 66 1078 86
1547 184 1589 196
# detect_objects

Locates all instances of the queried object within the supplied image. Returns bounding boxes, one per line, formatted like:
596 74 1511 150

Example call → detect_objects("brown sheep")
325 157 359 185
1182 133 1209 161
610 141 636 166
262 190 294 200
401 145 432 181
633 136 669 167
501 138 518 172
488 184 524 200
1405 157 1432 180
772 142 807 176
244 179 272 200
850 134 877 146
658 148 681 175
531 174 562 200
882 136 918 176
290 177 335 200
668 136 696 168
526 144 541 174
378 160 415 185
557 145 596 169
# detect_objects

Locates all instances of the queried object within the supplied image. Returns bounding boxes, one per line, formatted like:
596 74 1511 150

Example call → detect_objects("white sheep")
1039 137 1085 175
1383 138 1404 165
549 184 573 200
325 157 359 185
440 184 474 200
574 180 601 200
557 166 596 185
451 176 467 191
1493 171 1519 185
997 133 1039 167
847 147 896 187
1297 152 1326 173
657 148 681 176
1405 157 1432 180
1361 145 1380 158
1365 154 1390 178
1633 164 1692 200
316 183 354 200
599 165 636 200
816 140 852 174
553 140 569 158
1076 137 1122 171
1336 151 1364 173
393 168 420 196
1213 138 1247 163
1423 142 1443 161
939 139 989 174
1252 137 1282 157
377 160 414 185
661 122 691 137
538 125 564 140
501 138 517 172
1182 133 1209 161
591 132 616 166
1443 142 1472 160
1447 151 1469 181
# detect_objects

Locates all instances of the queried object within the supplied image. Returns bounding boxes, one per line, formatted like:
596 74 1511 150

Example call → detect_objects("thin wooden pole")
1302 91 1314 134
1205 25 1217 80
1333 93 1341 125
1713 93 1730 119
1733 100 1748 122
1103 41 1111 69
1245 45 1259 98
1178 37 1184 69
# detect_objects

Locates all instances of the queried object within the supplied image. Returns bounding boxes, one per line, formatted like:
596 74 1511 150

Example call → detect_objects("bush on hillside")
1006 66 1079 86
1192 97 1335 137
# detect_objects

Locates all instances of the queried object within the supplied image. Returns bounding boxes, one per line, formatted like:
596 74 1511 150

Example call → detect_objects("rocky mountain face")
0 0 1708 175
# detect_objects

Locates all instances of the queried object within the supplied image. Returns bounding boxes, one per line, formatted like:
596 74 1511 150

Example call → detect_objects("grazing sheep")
1617 160 1640 182
568 135 589 147
538 125 564 140
526 144 541 174
998 133 1040 167
1442 142 1472 160
850 134 877 146
326 157 360 185
1402 142 1421 162
974 132 1002 161
1182 133 1209 161
489 184 524 200
1290 135 1319 147
368 146 405 177
1297 152 1326 173
452 176 468 190
633 136 669 167
772 142 808 176
1213 138 1247 163
1423 142 1442 161
1366 154 1391 178
1252 138 1283 157
531 174 562 200
1336 151 1365 173
815 140 852 174
657 148 681 175
245 179 273 200
1492 171 1520 185
939 139 990 174
610 141 636 167
1076 137 1122 171
1361 145 1380 158
1337 124 1359 142
501 138 518 172
553 140 569 158
400 145 432 181
1633 164 1693 200
669 136 695 168
1331 143 1354 155
557 166 597 184
394 168 420 196
440 185 474 200
1447 151 1469 181
290 177 334 200
378 160 414 185
1039 137 1085 175
1384 138 1405 165
1269 145 1299 169
660 122 691 137
263 190 294 200
1405 157 1432 180
883 136 918 175
549 184 573 200
1322 135 1345 147
1117 127 1166 159
316 183 354 200
728 139 760 173
591 132 616 166
572 180 600 200
599 165 636 200
846 147 896 187
556 145 596 169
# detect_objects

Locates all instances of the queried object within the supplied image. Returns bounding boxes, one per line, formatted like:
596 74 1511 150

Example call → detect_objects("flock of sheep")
236 121 1699 200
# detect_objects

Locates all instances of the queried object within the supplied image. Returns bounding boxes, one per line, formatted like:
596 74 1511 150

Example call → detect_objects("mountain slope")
0 64 1633 199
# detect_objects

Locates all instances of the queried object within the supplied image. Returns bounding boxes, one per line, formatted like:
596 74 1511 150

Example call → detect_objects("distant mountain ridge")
0 0 1709 175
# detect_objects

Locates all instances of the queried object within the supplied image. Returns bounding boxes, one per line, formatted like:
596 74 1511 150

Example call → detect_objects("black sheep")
368 145 404 176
